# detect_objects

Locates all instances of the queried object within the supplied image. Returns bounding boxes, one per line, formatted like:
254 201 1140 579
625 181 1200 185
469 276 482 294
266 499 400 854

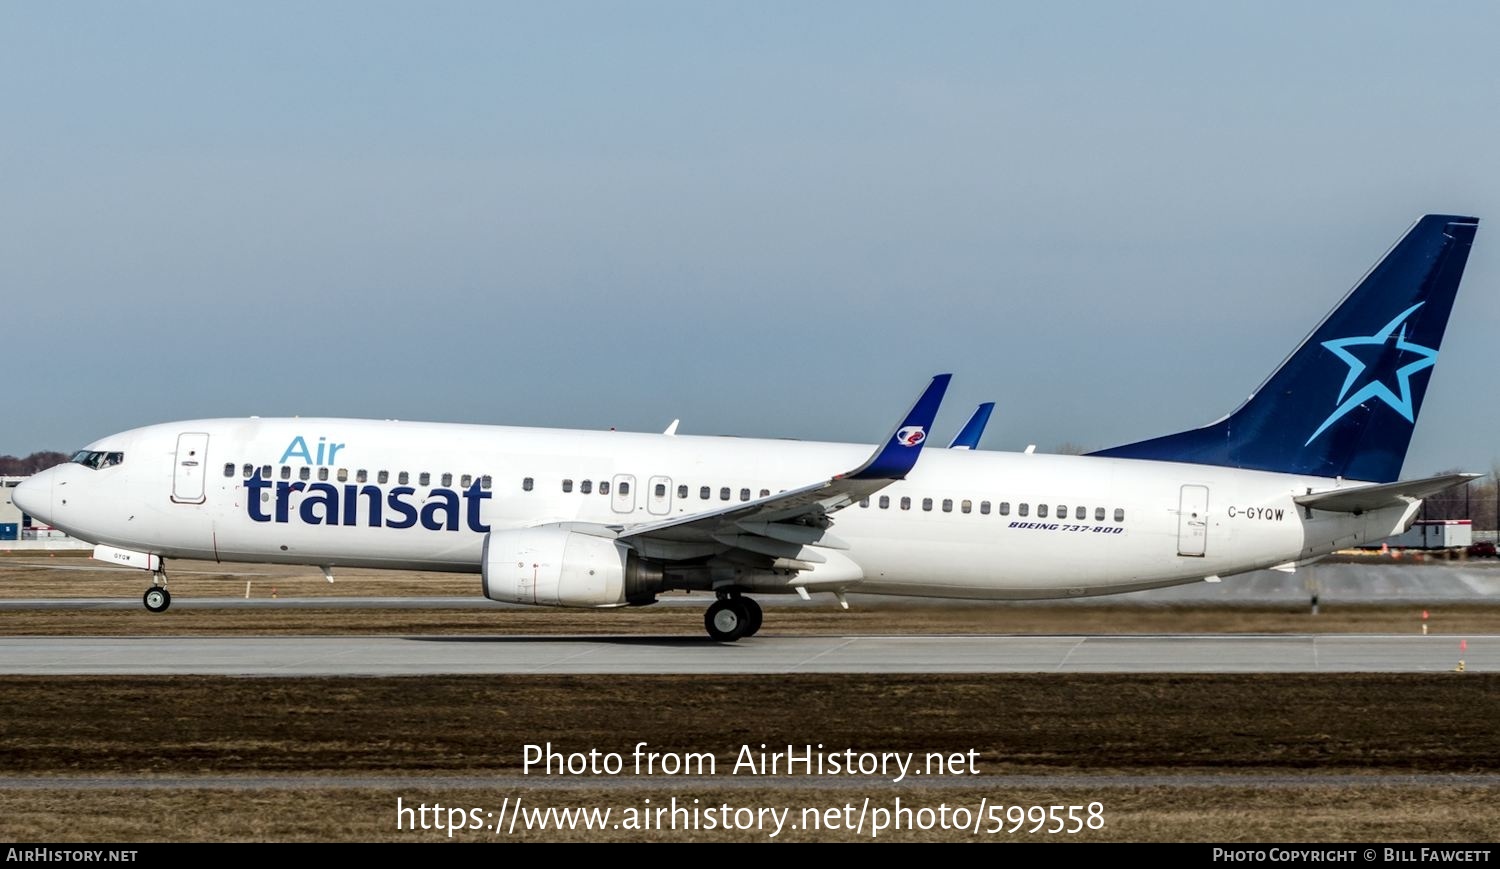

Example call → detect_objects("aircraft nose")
11 471 52 525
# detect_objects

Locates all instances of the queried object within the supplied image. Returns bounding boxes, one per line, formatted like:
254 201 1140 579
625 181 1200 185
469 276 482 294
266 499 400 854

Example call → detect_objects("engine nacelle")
481 526 662 608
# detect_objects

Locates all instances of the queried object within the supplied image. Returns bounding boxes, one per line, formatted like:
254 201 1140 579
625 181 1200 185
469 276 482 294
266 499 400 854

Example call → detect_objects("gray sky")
3 2 1498 476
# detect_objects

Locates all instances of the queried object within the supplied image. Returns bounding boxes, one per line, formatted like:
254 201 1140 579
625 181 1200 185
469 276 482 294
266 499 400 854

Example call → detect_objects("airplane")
12 214 1480 641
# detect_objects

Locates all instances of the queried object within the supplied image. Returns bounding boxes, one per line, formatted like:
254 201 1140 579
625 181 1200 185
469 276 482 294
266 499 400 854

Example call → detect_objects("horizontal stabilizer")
1294 472 1479 514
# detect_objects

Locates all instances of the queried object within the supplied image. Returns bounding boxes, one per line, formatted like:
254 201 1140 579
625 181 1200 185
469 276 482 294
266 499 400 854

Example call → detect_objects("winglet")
948 402 994 449
847 374 952 480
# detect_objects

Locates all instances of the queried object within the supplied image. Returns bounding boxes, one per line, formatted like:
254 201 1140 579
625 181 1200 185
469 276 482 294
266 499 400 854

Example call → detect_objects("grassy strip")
1 674 1495 776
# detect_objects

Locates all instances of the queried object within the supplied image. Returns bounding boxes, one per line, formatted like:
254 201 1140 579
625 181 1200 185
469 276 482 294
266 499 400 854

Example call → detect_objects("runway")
5 559 1498 606
1 634 1489 675
0 596 516 610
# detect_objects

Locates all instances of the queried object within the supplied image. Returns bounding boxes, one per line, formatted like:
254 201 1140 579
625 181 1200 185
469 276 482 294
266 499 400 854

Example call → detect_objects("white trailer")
1381 519 1474 550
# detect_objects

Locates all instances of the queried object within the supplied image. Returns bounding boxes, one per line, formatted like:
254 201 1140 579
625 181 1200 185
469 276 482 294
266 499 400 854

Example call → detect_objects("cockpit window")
71 450 124 470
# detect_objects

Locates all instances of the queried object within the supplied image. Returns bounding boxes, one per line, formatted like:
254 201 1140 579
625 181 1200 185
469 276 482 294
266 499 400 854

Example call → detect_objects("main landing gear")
142 567 170 613
704 593 762 642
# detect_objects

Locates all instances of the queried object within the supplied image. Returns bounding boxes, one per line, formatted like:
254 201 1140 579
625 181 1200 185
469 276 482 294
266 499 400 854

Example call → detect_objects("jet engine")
481 526 663 607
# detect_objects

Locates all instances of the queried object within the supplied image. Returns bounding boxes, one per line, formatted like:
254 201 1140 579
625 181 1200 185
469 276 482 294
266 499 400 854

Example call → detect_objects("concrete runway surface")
0 634 1489 675
5 559 1499 606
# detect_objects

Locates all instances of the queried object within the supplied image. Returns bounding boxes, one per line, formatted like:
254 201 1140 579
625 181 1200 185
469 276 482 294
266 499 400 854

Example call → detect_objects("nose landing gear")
142 568 170 613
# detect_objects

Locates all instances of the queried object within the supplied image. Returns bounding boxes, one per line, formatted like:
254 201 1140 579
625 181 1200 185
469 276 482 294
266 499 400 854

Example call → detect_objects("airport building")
0 476 25 540
1 475 87 549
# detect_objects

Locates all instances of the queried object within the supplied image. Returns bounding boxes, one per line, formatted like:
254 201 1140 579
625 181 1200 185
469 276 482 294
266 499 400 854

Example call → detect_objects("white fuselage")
28 417 1417 600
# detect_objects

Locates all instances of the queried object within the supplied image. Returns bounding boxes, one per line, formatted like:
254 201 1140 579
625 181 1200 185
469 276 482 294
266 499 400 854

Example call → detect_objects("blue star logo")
1306 302 1438 445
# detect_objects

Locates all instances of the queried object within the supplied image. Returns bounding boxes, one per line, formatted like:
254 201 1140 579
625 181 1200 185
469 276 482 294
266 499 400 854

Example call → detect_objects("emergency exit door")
611 474 637 514
1177 484 1209 557
648 475 673 515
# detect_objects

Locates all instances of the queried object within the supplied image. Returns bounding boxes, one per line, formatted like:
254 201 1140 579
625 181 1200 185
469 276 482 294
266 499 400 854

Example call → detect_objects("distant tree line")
0 452 69 475
1416 471 1500 531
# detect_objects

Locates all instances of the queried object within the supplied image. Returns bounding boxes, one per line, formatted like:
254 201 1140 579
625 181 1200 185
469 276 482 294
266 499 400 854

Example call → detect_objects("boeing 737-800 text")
13 215 1480 640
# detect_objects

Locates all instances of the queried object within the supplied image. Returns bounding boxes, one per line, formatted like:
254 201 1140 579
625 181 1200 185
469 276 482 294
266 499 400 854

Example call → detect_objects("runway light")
1422 609 1429 636
1456 638 1468 673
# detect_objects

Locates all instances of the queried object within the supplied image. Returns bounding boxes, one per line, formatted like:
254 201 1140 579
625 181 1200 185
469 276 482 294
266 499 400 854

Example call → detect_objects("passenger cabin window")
599 481 610 495
398 472 410 485
522 477 534 492
337 468 348 482
261 465 272 480
980 500 991 515
900 497 911 511
460 474 471 488
879 495 890 509
700 486 711 500
562 479 574 493
921 498 932 512
740 488 750 502
961 499 972 514
859 498 869 508
1037 504 1048 518
419 472 431 487
1095 507 1105 521
677 485 688 499
242 463 254 478
942 499 954 513
760 489 770 498
299 467 311 481
357 470 368 483
656 483 667 497
1018 503 1029 517
1076 506 1086 520
378 471 389 484
999 502 1010 516
280 466 291 481
1056 504 1065 519
224 463 235 477
317 468 329 482
441 473 453 487
619 481 630 496
580 480 592 494
1114 508 1125 522
481 475 492 490
720 487 730 501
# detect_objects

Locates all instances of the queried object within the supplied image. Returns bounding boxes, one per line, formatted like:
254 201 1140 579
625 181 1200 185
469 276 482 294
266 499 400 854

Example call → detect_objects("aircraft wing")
1294 472 1479 514
612 374 951 563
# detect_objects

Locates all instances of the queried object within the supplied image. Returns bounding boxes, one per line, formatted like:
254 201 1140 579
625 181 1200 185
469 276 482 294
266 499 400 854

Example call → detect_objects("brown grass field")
1 674 1497 841
2 556 1497 842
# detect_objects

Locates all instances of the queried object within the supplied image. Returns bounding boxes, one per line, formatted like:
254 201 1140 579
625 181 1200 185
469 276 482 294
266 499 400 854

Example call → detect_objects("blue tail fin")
1089 214 1479 482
